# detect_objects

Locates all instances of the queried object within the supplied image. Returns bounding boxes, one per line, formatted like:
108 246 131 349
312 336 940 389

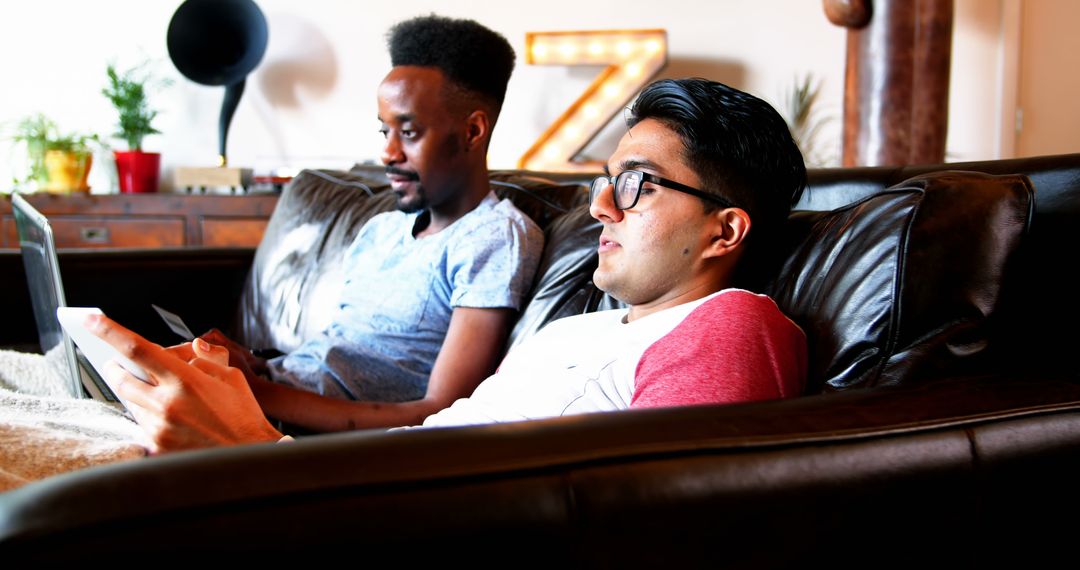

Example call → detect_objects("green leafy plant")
4 113 102 189
7 114 54 187
780 74 834 167
102 62 170 151
46 132 101 154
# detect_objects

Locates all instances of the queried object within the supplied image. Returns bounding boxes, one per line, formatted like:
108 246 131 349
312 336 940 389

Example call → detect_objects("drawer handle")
80 226 109 244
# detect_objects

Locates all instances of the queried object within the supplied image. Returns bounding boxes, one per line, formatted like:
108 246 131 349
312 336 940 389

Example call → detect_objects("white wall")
0 0 1014 193
1014 0 1080 157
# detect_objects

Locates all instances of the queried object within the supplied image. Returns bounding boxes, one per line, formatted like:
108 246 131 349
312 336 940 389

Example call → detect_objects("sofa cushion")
236 169 395 351
506 203 625 349
794 154 1080 380
488 170 589 229
767 171 1033 392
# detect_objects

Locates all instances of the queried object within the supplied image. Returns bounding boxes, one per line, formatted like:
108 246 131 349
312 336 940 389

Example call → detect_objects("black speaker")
167 0 268 166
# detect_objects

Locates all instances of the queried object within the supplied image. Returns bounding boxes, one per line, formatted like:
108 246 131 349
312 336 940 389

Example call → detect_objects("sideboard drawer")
201 218 269 247
49 217 186 248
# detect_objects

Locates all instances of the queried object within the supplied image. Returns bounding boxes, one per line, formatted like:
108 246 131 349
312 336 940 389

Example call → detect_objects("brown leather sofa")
1 154 1078 566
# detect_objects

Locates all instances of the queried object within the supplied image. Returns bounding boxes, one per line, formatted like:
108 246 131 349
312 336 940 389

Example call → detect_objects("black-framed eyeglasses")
589 170 736 211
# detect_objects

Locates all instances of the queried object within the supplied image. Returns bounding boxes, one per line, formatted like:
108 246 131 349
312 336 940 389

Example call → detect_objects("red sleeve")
630 291 807 409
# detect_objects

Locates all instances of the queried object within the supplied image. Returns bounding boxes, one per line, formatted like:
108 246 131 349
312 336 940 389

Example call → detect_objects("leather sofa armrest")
2 374 1080 563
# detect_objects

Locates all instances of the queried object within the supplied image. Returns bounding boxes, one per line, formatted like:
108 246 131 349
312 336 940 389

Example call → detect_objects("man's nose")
589 180 624 223
381 134 404 165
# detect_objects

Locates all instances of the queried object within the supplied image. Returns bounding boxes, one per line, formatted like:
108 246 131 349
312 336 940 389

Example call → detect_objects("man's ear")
464 110 490 152
703 207 752 259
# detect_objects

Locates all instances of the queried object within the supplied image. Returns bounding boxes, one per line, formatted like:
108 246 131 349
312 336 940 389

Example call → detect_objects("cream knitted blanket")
0 348 146 492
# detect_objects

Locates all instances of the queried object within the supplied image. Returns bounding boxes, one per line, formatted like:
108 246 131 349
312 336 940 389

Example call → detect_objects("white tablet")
56 307 150 395
151 303 196 341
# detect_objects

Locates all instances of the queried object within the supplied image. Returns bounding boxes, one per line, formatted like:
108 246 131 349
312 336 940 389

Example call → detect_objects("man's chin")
396 200 424 214
592 269 617 298
394 191 427 213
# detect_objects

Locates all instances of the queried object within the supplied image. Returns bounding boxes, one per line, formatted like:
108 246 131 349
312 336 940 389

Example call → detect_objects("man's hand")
201 328 268 376
87 315 283 454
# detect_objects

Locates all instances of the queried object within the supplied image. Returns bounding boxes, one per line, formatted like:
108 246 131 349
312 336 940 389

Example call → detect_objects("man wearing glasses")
89 78 808 448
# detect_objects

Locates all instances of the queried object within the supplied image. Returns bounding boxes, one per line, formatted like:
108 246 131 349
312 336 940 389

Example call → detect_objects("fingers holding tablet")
57 307 151 385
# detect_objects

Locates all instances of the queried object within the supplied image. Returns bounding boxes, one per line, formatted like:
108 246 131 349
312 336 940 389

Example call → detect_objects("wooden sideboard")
0 192 279 250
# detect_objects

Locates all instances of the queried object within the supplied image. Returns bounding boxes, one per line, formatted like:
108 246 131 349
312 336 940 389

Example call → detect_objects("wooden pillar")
825 0 954 166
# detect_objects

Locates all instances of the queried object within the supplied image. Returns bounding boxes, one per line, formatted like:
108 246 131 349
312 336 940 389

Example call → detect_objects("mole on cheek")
682 248 689 255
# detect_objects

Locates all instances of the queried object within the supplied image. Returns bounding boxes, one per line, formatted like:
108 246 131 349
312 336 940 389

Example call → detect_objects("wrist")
247 373 275 398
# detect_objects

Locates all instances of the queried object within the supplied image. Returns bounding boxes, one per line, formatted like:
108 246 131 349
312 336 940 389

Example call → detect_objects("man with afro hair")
199 15 544 434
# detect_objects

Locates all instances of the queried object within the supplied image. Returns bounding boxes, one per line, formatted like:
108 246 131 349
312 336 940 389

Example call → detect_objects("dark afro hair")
388 14 515 111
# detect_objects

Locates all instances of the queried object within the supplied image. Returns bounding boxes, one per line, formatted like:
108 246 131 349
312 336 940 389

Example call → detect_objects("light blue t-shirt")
266 192 543 402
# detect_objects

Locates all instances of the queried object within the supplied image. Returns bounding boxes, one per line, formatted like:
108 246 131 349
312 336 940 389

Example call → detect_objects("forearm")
251 379 447 431
244 308 511 432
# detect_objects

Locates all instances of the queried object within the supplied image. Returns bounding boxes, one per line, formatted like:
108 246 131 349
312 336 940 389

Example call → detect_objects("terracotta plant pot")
114 150 161 193
43 150 92 193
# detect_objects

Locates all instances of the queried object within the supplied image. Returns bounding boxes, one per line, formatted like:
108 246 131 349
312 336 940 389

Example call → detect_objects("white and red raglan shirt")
418 289 807 428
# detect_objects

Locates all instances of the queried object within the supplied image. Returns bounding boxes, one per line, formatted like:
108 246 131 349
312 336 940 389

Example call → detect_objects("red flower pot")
114 150 161 193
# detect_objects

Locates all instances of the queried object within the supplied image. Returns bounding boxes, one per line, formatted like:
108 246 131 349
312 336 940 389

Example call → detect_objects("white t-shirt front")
419 292 723 428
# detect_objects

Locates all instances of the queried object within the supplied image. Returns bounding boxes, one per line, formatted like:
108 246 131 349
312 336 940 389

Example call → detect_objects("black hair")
629 78 807 288
388 15 515 115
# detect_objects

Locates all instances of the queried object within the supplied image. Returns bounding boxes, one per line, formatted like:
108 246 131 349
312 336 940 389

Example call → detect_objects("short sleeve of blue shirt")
447 199 541 309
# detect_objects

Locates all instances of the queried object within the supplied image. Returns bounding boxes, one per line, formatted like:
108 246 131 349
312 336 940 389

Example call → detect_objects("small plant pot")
43 150 92 193
114 150 161 193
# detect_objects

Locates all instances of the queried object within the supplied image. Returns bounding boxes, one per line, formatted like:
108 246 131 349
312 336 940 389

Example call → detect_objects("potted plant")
102 62 169 193
43 132 101 193
7 113 101 193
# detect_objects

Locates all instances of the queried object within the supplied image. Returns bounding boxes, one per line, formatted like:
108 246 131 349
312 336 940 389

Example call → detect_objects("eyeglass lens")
616 172 641 209
591 171 643 210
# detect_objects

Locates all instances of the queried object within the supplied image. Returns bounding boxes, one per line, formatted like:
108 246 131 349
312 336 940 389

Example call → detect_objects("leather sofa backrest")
768 172 1032 391
798 153 1080 214
797 154 1080 379
238 160 1047 392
